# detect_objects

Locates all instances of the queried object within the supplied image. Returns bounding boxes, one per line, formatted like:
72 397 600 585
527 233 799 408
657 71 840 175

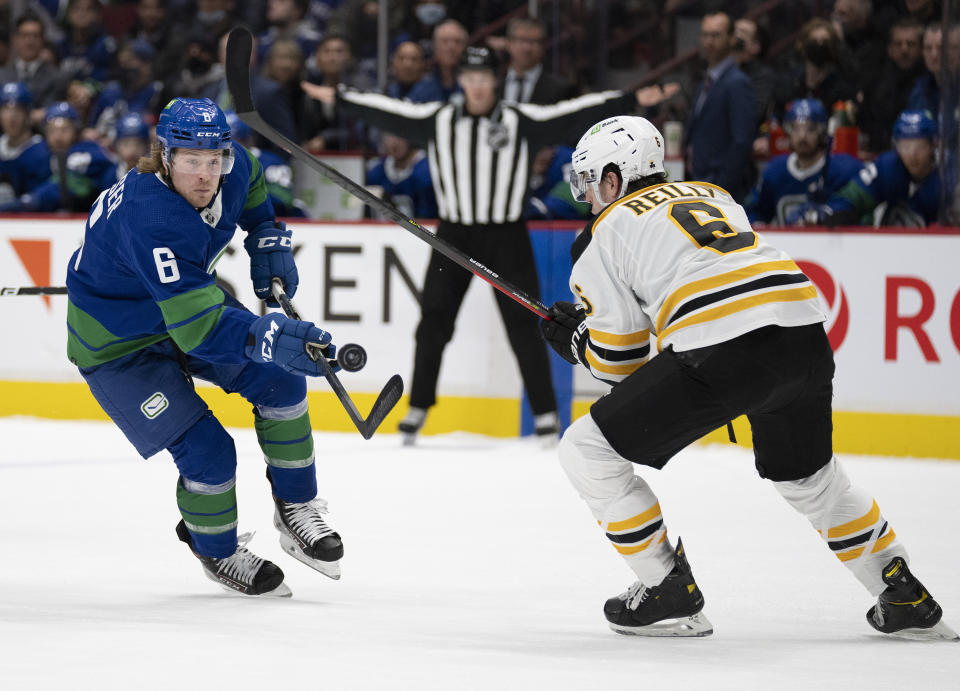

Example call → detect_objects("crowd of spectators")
0 0 955 225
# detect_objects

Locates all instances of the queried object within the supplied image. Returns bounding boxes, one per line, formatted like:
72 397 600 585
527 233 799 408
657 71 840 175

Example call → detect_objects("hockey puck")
337 343 367 372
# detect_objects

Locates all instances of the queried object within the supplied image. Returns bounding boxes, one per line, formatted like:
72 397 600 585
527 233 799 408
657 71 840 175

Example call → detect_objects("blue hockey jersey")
66 143 275 368
366 150 438 219
0 134 51 198
745 151 862 225
252 147 307 218
825 150 940 225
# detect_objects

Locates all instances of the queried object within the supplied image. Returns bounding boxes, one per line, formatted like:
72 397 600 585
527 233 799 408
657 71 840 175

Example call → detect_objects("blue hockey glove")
244 220 298 307
246 313 339 377
785 202 834 226
539 301 588 365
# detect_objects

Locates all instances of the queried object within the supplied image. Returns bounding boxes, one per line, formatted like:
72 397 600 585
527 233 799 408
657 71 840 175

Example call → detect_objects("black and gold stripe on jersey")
583 327 650 383
821 500 898 562
656 260 819 346
602 502 666 555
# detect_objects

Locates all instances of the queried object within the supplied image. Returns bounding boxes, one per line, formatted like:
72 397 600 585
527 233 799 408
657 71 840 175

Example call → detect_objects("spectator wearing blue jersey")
525 145 591 220
57 0 117 83
226 109 307 217
0 82 50 203
111 111 150 179
406 19 467 103
385 41 426 100
0 102 115 212
746 98 862 225
89 39 165 141
791 109 940 226
365 132 438 220
65 98 344 597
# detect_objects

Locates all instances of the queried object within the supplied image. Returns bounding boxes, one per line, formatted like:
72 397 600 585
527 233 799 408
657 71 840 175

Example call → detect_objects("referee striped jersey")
337 88 636 224
569 181 826 385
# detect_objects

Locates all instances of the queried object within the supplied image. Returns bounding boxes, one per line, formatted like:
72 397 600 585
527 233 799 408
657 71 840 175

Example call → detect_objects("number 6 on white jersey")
153 247 181 283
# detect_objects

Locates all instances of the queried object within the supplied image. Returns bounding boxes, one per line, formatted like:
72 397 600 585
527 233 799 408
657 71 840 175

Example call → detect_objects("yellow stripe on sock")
827 500 880 538
871 528 897 554
613 535 656 555
604 503 662 532
837 546 866 562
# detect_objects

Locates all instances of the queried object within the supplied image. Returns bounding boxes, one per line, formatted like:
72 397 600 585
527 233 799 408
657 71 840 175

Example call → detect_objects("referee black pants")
409 220 557 415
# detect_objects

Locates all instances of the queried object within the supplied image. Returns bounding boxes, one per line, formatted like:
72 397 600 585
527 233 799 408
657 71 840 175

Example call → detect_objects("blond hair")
137 143 165 174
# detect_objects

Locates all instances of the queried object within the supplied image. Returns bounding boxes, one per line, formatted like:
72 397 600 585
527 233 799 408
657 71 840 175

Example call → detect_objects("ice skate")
534 411 560 450
273 495 344 580
175 520 291 598
398 406 427 446
604 538 713 637
866 557 958 641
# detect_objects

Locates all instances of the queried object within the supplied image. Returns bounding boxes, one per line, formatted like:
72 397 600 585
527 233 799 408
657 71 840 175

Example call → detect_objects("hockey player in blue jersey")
365 133 438 220
0 102 116 212
225 110 307 218
0 82 50 203
745 99 862 225
66 98 344 597
791 109 941 227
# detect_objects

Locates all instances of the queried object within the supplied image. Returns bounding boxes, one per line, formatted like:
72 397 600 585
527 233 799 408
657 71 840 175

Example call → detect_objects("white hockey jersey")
570 181 826 384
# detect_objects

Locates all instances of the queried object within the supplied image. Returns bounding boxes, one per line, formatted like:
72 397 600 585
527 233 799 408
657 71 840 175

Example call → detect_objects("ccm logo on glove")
256 236 292 249
259 318 280 361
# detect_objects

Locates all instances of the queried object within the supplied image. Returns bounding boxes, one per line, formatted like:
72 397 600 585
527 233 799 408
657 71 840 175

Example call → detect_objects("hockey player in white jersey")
539 115 956 640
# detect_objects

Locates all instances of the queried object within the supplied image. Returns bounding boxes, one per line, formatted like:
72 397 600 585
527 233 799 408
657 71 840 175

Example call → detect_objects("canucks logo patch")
141 392 169 419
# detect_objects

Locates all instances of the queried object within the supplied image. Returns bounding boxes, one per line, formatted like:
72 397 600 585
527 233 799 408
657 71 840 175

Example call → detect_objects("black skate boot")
175 520 291 597
603 538 713 637
866 557 958 640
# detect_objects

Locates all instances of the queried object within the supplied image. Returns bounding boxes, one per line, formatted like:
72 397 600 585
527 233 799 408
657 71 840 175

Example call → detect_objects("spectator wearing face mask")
773 18 857 121
172 30 223 101
831 0 886 94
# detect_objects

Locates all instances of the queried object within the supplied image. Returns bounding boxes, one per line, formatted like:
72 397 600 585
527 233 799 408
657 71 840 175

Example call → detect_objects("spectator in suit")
406 19 467 103
499 17 577 105
385 41 426 100
733 16 775 130
684 11 756 201
860 18 924 154
0 13 64 112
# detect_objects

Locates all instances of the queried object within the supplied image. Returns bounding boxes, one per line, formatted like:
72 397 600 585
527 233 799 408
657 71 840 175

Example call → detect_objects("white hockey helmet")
570 116 666 209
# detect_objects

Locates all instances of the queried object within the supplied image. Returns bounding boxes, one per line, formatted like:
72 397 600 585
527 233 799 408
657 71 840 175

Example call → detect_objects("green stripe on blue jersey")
243 149 268 211
67 299 168 367
255 411 315 468
176 480 238 533
157 284 226 353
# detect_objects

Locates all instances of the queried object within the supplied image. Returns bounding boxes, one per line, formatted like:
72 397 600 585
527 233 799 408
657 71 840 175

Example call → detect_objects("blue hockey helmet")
785 98 828 125
223 110 253 143
892 109 937 141
44 101 80 124
0 81 32 108
156 97 234 174
115 112 149 141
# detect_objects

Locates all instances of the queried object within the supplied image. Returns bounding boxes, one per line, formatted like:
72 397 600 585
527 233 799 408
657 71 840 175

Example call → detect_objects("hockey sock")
176 476 238 558
559 414 674 585
255 400 317 504
773 456 906 596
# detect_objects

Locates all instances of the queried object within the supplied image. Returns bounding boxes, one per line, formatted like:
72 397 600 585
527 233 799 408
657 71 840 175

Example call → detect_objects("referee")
302 47 642 445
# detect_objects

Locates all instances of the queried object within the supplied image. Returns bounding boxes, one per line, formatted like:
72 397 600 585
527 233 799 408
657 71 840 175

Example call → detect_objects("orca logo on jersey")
796 260 849 350
261 319 280 361
257 236 292 249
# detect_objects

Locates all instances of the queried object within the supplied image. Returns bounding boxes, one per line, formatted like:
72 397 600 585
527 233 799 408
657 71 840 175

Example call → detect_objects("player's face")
45 119 77 154
0 104 28 137
786 121 822 158
116 137 147 168
585 170 621 214
507 24 544 72
895 138 935 180
169 148 224 208
459 70 497 114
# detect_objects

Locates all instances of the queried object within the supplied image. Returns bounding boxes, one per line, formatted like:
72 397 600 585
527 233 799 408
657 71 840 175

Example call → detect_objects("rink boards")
0 217 958 459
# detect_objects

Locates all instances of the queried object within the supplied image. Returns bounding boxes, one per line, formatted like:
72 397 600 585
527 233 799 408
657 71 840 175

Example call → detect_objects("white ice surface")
0 419 957 690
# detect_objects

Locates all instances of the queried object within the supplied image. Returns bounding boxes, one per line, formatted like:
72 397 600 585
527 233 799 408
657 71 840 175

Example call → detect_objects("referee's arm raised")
517 90 644 149
300 82 442 149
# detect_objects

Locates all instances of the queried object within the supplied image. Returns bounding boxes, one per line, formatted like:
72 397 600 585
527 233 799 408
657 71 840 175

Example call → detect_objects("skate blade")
885 620 959 641
610 611 714 638
202 570 293 598
279 533 342 580
401 432 417 447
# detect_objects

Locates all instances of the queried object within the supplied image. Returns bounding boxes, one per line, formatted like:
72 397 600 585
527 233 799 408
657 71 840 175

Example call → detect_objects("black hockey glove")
539 301 588 365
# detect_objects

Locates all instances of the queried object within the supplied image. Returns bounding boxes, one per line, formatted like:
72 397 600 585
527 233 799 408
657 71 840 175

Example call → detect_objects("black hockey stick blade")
1 286 67 295
224 27 549 319
270 280 401 440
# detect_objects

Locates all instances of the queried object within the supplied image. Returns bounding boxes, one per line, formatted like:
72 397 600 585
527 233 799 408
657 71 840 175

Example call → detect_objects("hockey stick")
225 27 551 319
270 279 403 440
1 286 67 295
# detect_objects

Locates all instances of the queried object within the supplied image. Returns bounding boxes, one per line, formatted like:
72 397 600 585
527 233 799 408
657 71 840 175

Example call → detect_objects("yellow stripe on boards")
605 503 662 532
613 535 656 555
657 286 819 346
828 501 880 539
656 260 802 335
